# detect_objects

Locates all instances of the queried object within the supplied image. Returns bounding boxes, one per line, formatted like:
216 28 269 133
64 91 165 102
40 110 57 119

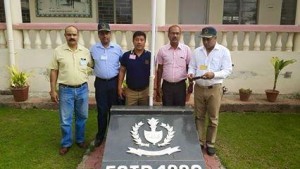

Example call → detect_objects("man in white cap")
188 26 233 156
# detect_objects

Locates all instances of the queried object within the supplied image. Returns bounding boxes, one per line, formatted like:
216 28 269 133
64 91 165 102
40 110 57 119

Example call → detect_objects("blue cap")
200 27 217 38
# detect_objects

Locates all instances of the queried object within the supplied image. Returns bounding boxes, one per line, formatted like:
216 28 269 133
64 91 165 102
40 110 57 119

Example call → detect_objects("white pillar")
11 0 23 49
149 0 166 106
295 0 300 25
294 0 300 51
155 0 166 54
4 0 15 66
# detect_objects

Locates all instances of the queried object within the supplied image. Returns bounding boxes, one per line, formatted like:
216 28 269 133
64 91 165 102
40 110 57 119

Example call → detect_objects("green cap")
200 27 217 38
98 22 110 32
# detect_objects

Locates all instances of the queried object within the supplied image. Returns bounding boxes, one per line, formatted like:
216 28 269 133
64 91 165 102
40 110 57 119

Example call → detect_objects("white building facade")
0 0 299 94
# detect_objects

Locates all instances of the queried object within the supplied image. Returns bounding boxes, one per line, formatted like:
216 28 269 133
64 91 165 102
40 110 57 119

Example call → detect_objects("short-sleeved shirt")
121 50 151 90
49 43 92 85
90 42 123 79
156 43 192 82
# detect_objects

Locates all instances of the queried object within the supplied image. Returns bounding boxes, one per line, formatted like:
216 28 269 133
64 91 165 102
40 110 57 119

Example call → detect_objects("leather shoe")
59 147 70 155
76 142 88 149
94 139 103 147
206 147 216 156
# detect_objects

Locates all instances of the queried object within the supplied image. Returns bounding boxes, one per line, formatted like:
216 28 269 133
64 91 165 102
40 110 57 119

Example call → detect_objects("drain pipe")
4 0 15 66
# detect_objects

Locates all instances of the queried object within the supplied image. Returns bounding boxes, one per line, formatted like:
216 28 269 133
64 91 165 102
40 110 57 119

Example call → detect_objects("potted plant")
8 65 30 102
265 57 296 102
239 88 252 101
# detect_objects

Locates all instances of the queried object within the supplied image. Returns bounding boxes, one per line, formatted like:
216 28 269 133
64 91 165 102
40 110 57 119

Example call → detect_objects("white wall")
179 0 207 24
1 49 299 94
227 51 300 94
132 0 152 24
258 0 283 24
0 49 96 93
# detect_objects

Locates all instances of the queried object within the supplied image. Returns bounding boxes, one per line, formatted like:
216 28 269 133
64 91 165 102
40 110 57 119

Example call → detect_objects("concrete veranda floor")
1 92 299 113
1 92 299 169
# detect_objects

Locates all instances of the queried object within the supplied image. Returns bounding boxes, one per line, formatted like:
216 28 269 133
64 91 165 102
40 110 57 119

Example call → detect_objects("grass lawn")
0 108 299 169
0 107 97 169
217 112 300 169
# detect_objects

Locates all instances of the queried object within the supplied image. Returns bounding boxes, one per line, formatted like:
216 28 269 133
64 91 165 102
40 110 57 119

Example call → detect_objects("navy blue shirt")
121 50 151 90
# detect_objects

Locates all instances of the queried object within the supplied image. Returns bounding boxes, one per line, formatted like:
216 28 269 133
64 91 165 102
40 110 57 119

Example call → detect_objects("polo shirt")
121 50 151 90
188 43 233 86
49 43 92 85
90 42 123 79
156 43 192 82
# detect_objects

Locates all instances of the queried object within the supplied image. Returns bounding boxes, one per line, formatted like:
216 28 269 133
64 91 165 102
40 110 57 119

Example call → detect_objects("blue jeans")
59 83 89 147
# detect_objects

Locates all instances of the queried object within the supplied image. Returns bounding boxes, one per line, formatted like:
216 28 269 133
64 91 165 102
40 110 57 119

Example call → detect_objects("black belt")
96 76 118 81
163 79 186 85
128 86 149 92
197 83 221 89
207 86 214 89
59 82 87 88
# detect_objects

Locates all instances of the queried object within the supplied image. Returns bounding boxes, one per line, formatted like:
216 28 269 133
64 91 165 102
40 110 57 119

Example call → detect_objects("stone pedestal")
102 106 205 169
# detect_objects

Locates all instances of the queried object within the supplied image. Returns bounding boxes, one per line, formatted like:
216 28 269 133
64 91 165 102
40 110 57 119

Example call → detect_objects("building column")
132 0 166 53
295 0 300 24
155 0 166 53
208 0 224 24
293 0 300 51
11 0 23 49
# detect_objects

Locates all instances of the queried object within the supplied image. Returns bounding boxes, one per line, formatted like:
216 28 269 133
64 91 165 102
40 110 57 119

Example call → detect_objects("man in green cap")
90 22 123 147
188 26 233 156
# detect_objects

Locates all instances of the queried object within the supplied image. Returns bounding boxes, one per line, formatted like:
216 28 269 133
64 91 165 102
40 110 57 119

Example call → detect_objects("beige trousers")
194 83 222 148
125 87 149 106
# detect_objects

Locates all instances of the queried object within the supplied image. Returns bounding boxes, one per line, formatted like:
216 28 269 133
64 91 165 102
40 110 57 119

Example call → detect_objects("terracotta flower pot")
239 92 251 101
11 86 29 102
265 89 279 102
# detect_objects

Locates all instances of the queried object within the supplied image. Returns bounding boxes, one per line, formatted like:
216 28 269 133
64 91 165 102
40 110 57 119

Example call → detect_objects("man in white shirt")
188 26 233 156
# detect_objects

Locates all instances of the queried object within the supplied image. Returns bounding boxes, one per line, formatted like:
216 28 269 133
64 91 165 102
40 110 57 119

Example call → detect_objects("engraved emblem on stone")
127 118 181 156
144 118 163 145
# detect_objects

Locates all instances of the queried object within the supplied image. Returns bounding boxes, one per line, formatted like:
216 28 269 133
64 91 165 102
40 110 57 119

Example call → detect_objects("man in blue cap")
90 22 123 147
188 26 233 156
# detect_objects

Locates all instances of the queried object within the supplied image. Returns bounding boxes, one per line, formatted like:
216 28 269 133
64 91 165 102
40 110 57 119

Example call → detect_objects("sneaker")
206 147 216 156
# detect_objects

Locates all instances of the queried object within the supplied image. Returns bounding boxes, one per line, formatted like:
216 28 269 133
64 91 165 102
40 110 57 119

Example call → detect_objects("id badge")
129 54 136 60
80 58 87 66
100 55 107 60
199 65 207 70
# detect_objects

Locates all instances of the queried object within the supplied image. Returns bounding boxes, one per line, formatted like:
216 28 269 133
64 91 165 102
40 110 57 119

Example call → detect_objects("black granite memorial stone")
102 106 205 169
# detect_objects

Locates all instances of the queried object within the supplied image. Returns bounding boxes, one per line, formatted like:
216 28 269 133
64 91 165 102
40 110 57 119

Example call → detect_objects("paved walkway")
1 92 299 169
